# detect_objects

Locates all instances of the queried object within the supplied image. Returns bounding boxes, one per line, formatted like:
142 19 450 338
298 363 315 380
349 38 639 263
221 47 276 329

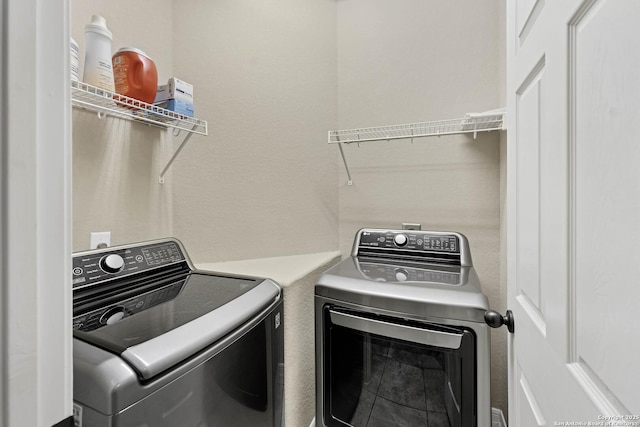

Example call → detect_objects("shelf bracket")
159 124 199 184
337 141 353 186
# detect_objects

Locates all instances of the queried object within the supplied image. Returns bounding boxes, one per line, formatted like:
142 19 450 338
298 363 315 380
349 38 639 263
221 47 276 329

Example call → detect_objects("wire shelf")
71 80 208 183
71 80 207 136
328 110 506 185
329 112 503 144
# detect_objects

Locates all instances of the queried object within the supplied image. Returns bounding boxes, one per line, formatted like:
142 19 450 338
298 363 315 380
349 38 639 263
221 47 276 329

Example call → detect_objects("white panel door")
507 0 640 424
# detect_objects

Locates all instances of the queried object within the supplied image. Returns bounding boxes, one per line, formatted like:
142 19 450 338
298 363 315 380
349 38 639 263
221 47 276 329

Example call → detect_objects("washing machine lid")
316 257 489 323
73 272 280 379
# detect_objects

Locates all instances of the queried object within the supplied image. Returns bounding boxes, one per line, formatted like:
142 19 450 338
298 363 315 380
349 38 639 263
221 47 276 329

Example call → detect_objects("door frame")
0 0 72 425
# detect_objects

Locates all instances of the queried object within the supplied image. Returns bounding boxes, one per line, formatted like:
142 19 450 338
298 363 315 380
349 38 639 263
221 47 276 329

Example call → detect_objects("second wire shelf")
329 109 506 185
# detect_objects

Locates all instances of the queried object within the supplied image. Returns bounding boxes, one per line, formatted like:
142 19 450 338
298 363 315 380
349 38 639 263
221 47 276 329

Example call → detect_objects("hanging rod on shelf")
328 109 506 185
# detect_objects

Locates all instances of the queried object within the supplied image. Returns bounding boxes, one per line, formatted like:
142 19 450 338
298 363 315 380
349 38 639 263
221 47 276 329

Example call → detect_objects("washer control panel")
72 240 186 289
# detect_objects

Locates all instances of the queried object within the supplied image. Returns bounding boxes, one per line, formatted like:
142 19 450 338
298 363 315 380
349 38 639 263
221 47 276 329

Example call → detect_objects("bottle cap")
115 47 153 60
85 15 112 40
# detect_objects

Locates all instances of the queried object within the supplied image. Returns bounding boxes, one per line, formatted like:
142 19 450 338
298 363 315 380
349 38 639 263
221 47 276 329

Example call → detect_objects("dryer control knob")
394 234 408 247
101 254 125 274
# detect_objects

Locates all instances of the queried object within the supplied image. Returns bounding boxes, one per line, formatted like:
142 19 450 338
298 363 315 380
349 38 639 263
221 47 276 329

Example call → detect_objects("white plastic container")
82 15 115 91
70 37 80 81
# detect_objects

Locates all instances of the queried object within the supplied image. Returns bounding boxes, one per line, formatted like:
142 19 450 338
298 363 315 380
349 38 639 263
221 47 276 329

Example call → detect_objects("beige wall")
336 0 507 415
170 0 339 263
71 0 339 259
71 0 175 251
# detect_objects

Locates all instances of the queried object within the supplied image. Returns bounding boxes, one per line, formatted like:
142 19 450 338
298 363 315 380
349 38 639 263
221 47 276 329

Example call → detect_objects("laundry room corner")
335 0 507 417
67 0 509 424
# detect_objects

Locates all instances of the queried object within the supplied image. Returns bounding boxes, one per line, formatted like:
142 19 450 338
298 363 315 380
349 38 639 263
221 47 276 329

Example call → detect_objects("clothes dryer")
315 229 509 427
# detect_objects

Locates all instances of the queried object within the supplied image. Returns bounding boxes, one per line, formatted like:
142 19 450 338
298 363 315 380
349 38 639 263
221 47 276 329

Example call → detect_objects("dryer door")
321 307 476 427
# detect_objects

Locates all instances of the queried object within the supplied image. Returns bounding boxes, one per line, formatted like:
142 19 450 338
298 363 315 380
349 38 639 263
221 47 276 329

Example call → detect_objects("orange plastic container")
112 48 158 105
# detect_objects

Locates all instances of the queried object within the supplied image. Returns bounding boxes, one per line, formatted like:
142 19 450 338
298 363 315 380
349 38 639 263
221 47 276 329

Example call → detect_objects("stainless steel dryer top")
316 229 489 323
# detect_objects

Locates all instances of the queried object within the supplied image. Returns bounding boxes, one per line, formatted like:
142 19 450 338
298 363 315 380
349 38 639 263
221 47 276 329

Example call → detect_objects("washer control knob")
100 254 125 274
393 234 408 247
394 268 409 282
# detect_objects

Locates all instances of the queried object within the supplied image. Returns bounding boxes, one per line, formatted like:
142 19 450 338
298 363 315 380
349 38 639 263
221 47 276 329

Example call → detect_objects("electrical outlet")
90 231 111 249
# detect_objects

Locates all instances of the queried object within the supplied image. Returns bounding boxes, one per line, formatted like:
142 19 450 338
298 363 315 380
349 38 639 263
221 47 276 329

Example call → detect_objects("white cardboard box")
154 77 193 104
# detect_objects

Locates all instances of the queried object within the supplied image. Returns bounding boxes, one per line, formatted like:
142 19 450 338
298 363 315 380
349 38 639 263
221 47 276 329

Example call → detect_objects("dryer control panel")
358 231 459 252
72 239 189 290
352 229 472 266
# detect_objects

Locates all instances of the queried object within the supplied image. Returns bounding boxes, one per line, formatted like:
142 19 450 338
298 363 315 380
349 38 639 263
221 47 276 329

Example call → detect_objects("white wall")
71 0 175 251
336 0 507 414
170 0 339 263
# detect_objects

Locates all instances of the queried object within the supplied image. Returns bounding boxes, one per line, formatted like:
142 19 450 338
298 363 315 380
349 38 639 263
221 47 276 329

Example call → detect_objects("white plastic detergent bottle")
82 15 115 92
